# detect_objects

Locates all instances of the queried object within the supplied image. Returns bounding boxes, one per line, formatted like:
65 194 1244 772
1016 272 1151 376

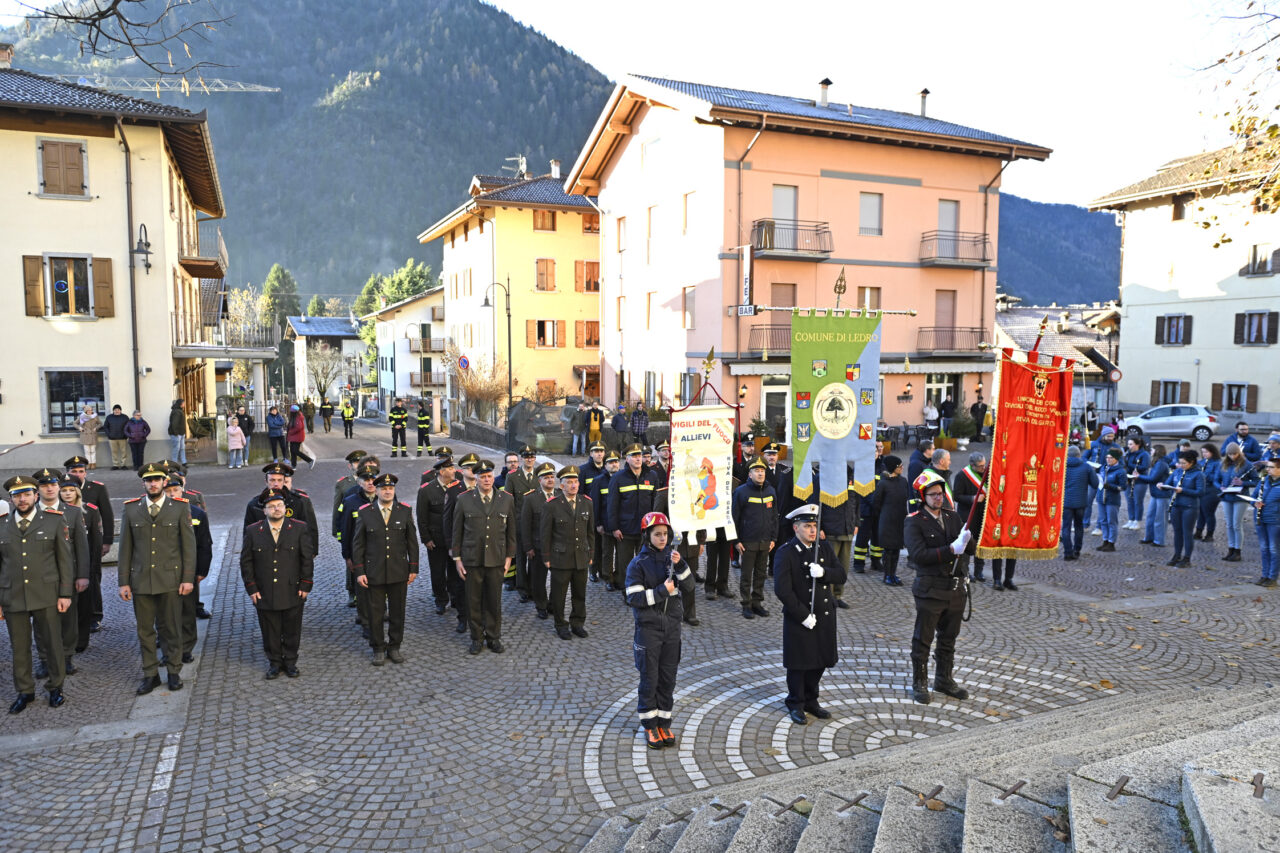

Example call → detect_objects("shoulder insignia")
125 497 141 503
295 489 309 497
582 495 592 501
337 477 348 483
907 511 919 517
523 488 535 496
358 502 372 510
187 488 203 494
91 480 105 486
45 508 63 515
85 502 98 509
174 496 189 503
399 501 410 508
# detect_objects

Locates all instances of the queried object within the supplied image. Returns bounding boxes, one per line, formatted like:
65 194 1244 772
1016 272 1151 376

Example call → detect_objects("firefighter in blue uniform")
607 443 662 590
591 449 621 587
731 458 777 619
580 442 607 579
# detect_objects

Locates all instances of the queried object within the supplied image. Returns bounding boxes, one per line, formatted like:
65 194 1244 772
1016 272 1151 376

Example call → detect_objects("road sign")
737 305 756 316
458 355 470 370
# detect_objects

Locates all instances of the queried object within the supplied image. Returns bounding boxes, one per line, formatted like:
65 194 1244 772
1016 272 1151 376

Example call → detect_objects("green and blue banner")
789 311 882 504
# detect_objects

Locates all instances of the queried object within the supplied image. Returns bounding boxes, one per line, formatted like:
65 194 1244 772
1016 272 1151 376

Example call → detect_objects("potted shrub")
948 409 977 450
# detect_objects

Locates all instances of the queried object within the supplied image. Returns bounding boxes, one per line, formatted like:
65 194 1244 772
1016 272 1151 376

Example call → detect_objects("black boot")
933 658 969 700
912 661 931 704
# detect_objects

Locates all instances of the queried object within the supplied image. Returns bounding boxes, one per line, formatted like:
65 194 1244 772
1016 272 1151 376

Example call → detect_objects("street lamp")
482 277 514 421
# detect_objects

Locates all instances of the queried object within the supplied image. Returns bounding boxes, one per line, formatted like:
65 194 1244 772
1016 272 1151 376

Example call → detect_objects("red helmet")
912 470 947 498
641 512 671 531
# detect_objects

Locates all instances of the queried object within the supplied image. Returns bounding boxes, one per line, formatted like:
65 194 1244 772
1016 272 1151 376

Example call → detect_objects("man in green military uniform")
118 463 196 695
541 466 595 640
352 473 419 665
33 467 89 678
0 476 73 713
388 398 409 458
241 488 315 678
452 459 517 655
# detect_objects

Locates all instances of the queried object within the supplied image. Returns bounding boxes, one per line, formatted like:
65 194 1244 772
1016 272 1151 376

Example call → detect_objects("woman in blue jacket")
1165 450 1204 567
1122 438 1151 530
1216 443 1259 562
1098 448 1127 551
1195 445 1221 543
265 405 287 463
1137 444 1171 546
1250 458 1280 587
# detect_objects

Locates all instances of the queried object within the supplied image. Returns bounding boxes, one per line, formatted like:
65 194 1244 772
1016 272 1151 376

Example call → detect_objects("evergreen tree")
261 264 303 331
305 293 326 316
352 272 385 318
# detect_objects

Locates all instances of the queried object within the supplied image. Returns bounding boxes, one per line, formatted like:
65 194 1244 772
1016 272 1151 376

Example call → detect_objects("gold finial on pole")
833 266 847 309
702 347 717 383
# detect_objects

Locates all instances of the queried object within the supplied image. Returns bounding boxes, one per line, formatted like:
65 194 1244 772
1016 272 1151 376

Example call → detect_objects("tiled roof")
473 174 522 189
478 174 596 208
633 75 1044 150
1089 144 1267 208
285 316 360 338
995 305 1119 372
0 67 200 120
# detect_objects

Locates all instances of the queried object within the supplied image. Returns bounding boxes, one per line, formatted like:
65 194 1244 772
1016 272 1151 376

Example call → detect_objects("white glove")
809 562 825 578
950 528 972 555
802 614 818 630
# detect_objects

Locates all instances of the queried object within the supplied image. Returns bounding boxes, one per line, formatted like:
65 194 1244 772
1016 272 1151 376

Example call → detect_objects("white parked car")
1125 405 1222 441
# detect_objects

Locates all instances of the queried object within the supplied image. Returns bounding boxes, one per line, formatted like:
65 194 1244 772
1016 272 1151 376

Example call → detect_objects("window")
536 259 556 292
23 255 114 319
617 217 627 252
576 320 600 348
42 369 106 434
680 371 700 406
38 138 87 197
582 212 600 233
772 282 796 307
1249 244 1272 275
533 210 556 231
1155 314 1192 346
1221 382 1256 413
532 319 561 348
575 260 599 293
1159 380 1182 405
682 286 695 329
859 192 883 236
682 192 694 234
1236 310 1278 345
856 286 881 310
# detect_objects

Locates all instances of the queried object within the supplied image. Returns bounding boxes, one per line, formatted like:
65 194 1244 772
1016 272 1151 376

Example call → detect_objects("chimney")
0 43 14 69
550 159 561 179
818 77 832 107
919 88 930 117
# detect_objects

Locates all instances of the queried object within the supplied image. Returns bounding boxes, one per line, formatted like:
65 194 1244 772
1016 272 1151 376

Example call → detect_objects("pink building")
565 76 1049 443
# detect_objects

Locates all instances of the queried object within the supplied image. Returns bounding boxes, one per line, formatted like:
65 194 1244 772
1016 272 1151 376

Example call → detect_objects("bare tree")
13 0 230 82
324 296 349 318
306 340 345 401
446 343 512 422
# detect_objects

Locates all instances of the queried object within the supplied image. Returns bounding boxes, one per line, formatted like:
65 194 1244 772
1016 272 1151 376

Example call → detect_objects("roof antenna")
502 154 528 180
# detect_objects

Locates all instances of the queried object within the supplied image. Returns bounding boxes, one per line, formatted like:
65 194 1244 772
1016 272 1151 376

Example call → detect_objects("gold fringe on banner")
975 546 1060 561
791 480 852 508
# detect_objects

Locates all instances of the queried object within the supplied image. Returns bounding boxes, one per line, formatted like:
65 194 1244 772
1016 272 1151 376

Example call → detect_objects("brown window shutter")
1235 313 1247 344
526 320 537 348
1150 380 1160 406
65 144 85 195
1154 316 1165 345
1211 382 1223 409
1269 312 1279 344
41 140 64 193
1182 316 1193 345
1179 381 1190 403
1246 384 1259 414
23 255 45 316
556 320 566 348
546 259 555 292
575 260 584 293
91 257 114 317
575 320 584 347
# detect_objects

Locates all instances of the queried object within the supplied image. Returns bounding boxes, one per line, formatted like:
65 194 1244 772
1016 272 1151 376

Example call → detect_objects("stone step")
1075 710 1280 805
960 778 1066 853
622 806 688 853
1184 733 1280 783
1065 775 1191 853
669 800 745 853
723 796 810 853
582 815 640 853
793 791 881 853
870 784 964 853
1182 768 1280 853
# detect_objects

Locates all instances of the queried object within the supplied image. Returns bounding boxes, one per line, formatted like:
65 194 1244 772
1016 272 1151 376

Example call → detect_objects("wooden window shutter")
41 140 63 193
91 257 114 317
1246 384 1259 413
575 260 584 292
1211 383 1223 409
23 255 45 316
526 319 537 348
546 259 555 291
575 320 584 347
1269 312 1279 344
1179 381 1190 403
1235 313 1247 344
65 144 85 195
1182 316 1193 345
555 320 566 348
1154 316 1165 344
1149 380 1160 406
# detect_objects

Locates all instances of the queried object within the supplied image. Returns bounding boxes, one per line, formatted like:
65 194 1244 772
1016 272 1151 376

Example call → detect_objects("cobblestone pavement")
1 422 1277 850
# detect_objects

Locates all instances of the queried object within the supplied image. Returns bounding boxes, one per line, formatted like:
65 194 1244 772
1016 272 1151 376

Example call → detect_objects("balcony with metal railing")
411 370 448 387
408 337 446 353
750 218 833 259
746 323 793 358
919 230 991 268
171 310 279 359
916 326 985 352
180 226 229 279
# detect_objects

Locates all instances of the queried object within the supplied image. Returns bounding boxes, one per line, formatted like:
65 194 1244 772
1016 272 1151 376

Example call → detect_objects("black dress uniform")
451 474 517 651
773 508 846 722
812 465 860 603
1 481 74 710
872 464 910 585
415 404 432 456
66 457 112 625
38 494 89 674
245 485 318 558
580 447 607 578
731 464 777 615
520 463 560 616
388 403 409 457
904 496 971 703
352 477 419 662
853 457 885 573
241 498 315 675
540 468 595 636
504 454 539 592
416 463 463 615
182 502 213 658
340 483 380 632
72 499 104 650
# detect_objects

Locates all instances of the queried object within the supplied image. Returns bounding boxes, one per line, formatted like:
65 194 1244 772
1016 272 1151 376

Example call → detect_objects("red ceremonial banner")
976 349 1075 560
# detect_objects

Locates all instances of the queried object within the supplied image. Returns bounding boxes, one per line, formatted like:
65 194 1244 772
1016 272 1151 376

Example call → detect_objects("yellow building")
418 161 602 405
0 48 276 466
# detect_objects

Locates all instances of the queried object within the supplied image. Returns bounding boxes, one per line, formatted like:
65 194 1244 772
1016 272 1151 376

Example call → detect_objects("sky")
0 0 1262 205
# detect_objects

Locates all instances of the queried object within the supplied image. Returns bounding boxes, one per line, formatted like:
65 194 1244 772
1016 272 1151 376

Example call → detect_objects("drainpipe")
116 117 142 411
980 151 1014 346
735 115 766 386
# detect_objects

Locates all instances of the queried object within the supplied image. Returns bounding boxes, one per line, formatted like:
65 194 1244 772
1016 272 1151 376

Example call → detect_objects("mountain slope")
997 193 1121 304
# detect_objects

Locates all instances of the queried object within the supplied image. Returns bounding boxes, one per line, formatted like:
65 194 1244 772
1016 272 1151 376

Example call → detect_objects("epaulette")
359 502 372 510
186 487 203 494
907 511 920 517
295 489 309 497
45 508 63 515
399 501 410 508
85 502 98 509
125 497 141 503
336 476 348 482
523 488 535 495
582 494 592 501
91 480 105 486
174 496 189 503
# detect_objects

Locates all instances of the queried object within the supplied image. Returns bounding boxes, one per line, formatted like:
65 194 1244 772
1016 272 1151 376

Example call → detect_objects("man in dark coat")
774 504 846 725
58 479 103 653
520 462 560 619
339 467 380 635
416 457 462 617
64 455 112 631
607 444 662 589
580 442 608 578
504 446 540 596
873 456 909 586
951 453 986 580
732 458 776 619
590 450 621 586
811 463 859 607
167 478 211 663
904 470 973 705
540 465 595 639
352 473 419 665
452 460 517 654
240 489 315 678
